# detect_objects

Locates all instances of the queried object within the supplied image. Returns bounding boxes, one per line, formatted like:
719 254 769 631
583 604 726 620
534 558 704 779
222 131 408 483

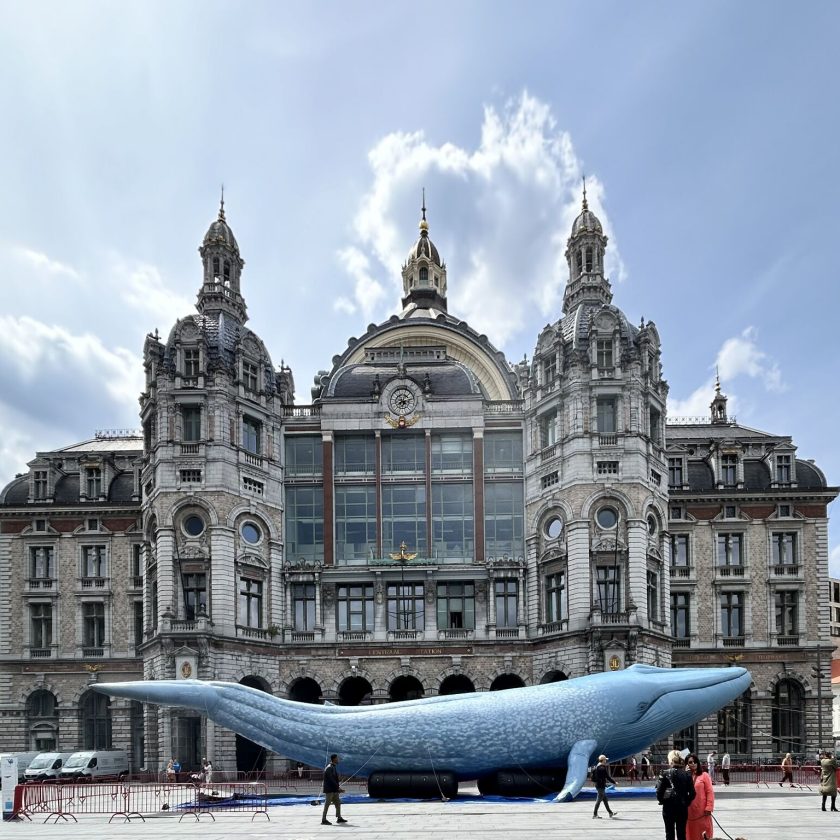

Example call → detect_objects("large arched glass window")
772 679 804 755
81 690 112 749
718 690 751 757
27 690 58 751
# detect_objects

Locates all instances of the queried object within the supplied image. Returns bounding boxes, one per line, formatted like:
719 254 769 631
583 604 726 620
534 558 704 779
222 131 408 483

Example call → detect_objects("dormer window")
596 339 613 369
85 468 102 498
419 266 429 286
720 454 737 486
33 470 48 500
776 454 792 484
543 354 557 384
668 458 684 487
243 361 259 392
183 348 200 378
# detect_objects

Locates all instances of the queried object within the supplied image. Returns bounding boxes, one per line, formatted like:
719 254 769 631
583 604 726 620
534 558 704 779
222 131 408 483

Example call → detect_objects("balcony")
716 566 745 578
670 566 692 579
180 443 200 455
388 629 421 642
771 564 801 577
438 628 474 641
721 636 745 647
338 631 372 642
80 577 108 589
283 405 321 418
599 611 630 624
288 630 319 643
82 647 105 657
598 434 618 447
540 444 557 462
539 620 568 635
130 576 144 589
776 635 800 647
169 619 196 632
27 578 55 591
242 452 264 469
494 627 521 640
30 648 53 659
237 626 269 640
483 400 525 415
672 638 691 649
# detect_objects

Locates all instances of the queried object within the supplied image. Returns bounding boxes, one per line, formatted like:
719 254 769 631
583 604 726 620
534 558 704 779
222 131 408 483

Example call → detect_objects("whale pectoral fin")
555 739 597 802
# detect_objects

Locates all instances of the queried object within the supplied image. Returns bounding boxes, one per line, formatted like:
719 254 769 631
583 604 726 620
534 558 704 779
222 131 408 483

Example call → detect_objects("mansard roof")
328 360 481 399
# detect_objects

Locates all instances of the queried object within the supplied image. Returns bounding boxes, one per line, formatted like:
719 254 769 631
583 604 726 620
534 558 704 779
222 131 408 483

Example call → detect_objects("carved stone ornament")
591 535 626 553
322 585 336 607
284 557 323 572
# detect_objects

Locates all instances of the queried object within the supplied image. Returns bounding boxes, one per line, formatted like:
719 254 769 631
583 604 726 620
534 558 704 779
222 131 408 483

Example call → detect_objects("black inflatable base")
477 768 567 797
368 770 458 799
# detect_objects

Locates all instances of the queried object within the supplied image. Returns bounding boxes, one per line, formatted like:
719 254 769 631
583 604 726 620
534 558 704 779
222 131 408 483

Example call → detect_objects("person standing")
819 751 838 812
641 753 652 781
779 753 794 787
592 754 617 819
720 751 730 786
705 751 716 785
685 754 714 840
657 749 696 840
165 758 176 782
629 755 638 782
202 757 213 785
321 754 348 825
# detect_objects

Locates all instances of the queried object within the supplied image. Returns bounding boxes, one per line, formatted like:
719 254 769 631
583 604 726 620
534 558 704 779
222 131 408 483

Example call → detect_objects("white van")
0 751 41 782
24 752 74 782
58 750 129 781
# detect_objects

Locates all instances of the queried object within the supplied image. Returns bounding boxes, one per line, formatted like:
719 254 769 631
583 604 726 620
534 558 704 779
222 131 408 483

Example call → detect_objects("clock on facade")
389 386 417 415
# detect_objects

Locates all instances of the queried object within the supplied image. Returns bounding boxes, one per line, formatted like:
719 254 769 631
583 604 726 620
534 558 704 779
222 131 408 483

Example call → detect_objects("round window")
647 514 658 535
596 507 618 529
241 522 262 545
545 516 564 540
183 514 205 537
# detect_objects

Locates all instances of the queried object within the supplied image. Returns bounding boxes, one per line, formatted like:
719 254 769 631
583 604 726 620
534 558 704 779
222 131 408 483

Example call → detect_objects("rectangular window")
436 581 475 629
382 435 425 474
335 435 375 475
432 482 474 560
721 454 737 486
387 583 425 630
649 408 662 444
539 411 557 447
285 486 324 562
771 533 797 566
543 354 557 383
495 578 518 628
29 546 54 580
545 571 566 623
34 470 48 499
182 406 201 442
81 546 106 578
671 535 690 567
776 455 791 484
243 361 259 392
484 482 524 559
716 534 743 567
668 458 683 487
131 544 143 584
671 592 690 639
670 505 684 520
238 578 263 628
778 504 792 518
647 570 659 621
382 484 427 556
597 461 619 476
775 591 798 636
180 469 202 483
336 583 374 632
183 572 207 620
85 467 102 498
431 434 472 475
335 486 377 563
595 565 621 614
242 475 264 495
541 471 559 489
484 433 523 474
82 602 106 647
597 399 617 435
724 505 738 519
596 339 613 369
30 603 52 649
133 600 144 645
242 416 261 454
292 584 316 631
720 592 743 637
285 436 323 476
183 348 200 378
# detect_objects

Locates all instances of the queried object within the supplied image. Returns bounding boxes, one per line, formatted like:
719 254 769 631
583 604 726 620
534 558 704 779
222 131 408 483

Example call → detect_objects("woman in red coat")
685 754 714 840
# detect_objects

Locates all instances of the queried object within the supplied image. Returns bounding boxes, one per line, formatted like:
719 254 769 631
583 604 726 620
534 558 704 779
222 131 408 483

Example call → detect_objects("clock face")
389 386 417 415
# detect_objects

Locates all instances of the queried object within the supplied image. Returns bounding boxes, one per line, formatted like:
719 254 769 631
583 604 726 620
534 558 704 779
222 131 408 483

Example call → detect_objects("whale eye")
637 701 650 713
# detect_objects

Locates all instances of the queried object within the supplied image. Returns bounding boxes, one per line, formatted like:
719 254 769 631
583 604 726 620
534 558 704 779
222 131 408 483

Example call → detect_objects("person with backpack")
592 754 617 819
656 749 696 840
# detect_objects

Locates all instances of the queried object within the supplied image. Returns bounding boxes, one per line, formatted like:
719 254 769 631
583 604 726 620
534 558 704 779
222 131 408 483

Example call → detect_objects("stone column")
627 518 648 623
565 520 591 632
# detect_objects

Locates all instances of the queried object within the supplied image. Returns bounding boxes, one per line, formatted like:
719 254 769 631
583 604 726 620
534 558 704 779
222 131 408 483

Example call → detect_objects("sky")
1 0 838 570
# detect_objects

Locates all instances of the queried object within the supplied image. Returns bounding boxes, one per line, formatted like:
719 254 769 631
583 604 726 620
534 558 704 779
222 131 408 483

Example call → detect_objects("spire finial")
582 174 588 210
219 184 226 221
715 366 721 394
419 187 429 233
422 188 426 221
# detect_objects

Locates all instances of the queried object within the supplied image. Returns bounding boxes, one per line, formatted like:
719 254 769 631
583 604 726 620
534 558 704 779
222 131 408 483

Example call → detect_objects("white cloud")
12 246 81 280
337 91 626 347
717 327 785 393
115 259 193 327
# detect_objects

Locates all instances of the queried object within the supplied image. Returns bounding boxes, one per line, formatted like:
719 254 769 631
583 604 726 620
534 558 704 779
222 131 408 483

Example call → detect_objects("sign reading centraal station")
336 646 474 658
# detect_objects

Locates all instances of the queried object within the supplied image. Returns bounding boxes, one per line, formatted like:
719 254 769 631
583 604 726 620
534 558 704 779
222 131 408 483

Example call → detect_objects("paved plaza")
4 787 835 839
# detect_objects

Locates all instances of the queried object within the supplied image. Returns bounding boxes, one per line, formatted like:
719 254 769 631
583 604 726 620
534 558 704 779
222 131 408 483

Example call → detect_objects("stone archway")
338 676 373 706
490 674 526 691
389 675 424 702
288 677 324 704
539 670 568 684
439 674 476 695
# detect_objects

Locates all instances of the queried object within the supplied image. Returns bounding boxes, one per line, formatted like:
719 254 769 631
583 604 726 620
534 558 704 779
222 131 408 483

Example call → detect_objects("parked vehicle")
58 750 129 781
24 752 74 782
0 751 42 782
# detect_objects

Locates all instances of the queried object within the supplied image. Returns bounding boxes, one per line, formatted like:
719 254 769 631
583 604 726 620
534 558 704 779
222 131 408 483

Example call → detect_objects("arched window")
80 690 112 749
223 260 231 284
27 689 56 718
27 690 58 751
575 251 582 275
419 266 429 286
772 679 804 755
718 690 751 757
212 256 220 279
585 246 594 272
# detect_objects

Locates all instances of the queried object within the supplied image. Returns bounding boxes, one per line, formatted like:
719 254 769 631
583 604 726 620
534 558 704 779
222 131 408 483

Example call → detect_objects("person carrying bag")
656 750 696 840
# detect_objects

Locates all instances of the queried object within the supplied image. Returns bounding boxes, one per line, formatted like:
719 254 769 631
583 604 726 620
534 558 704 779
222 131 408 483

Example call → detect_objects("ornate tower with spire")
710 371 729 424
197 190 248 324
401 192 448 312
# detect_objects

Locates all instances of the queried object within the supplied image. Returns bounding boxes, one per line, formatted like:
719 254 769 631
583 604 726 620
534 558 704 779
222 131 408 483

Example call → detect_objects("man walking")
706 750 716 785
592 754 617 819
321 754 348 825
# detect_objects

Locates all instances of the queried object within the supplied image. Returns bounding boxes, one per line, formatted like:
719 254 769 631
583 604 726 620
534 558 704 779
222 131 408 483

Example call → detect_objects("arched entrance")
389 675 424 702
338 676 373 706
236 676 271 775
288 677 324 704
539 670 568 684
490 674 526 691
439 675 475 695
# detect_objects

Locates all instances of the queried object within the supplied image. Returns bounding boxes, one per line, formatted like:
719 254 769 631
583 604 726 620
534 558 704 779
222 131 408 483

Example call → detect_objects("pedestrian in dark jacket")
656 750 696 840
592 754 617 819
321 754 347 825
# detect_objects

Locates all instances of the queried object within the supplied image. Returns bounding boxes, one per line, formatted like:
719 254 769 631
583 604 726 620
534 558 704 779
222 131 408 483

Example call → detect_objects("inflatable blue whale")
96 663 750 800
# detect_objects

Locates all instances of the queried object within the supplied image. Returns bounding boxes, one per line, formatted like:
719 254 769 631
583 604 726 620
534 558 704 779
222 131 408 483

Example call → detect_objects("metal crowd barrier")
17 781 270 823
602 761 823 790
